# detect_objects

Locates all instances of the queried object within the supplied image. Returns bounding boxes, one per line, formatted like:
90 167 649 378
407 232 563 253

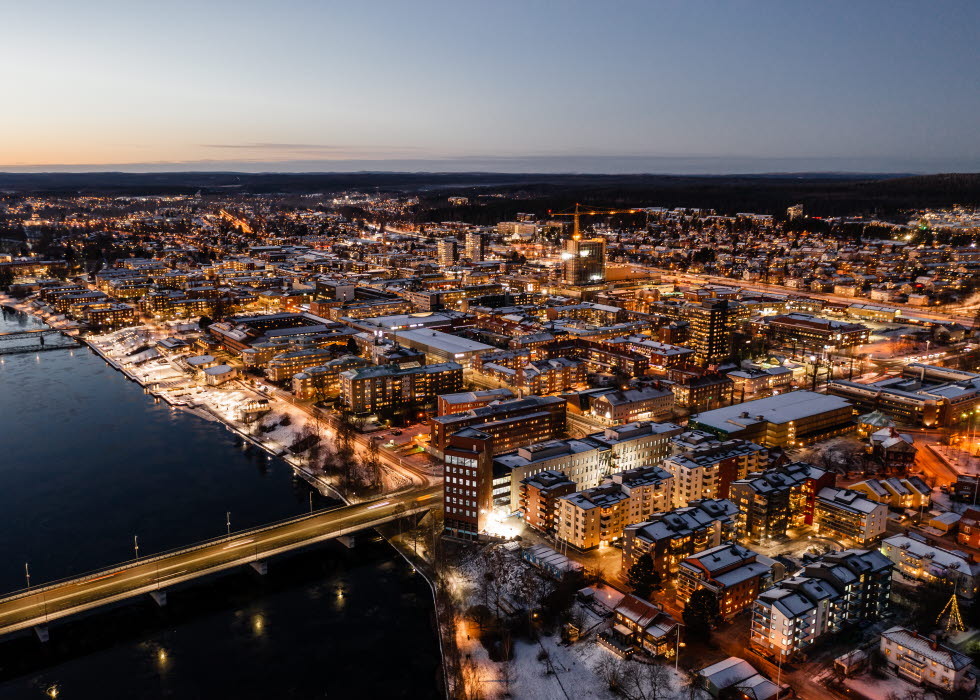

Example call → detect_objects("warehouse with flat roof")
688 390 855 447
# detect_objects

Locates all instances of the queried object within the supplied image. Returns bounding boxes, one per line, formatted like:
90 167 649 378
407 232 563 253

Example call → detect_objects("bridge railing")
0 494 409 606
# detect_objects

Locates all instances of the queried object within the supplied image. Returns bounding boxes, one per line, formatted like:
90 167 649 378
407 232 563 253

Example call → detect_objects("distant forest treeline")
0 171 978 219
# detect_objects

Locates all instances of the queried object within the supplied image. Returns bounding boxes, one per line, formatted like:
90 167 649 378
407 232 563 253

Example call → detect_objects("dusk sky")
3 0 978 173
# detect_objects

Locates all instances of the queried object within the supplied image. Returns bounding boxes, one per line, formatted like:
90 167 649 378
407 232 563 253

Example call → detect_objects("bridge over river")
0 485 439 640
0 328 78 355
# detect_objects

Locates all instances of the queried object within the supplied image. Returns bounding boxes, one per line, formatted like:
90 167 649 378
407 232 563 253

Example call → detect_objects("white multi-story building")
881 626 976 692
494 421 683 509
881 535 980 599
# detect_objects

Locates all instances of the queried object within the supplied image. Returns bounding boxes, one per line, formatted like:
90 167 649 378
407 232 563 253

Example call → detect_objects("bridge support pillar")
337 535 356 549
34 625 49 643
249 561 268 576
150 590 167 607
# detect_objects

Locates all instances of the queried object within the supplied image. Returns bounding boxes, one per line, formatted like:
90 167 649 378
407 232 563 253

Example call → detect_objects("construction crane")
549 203 643 240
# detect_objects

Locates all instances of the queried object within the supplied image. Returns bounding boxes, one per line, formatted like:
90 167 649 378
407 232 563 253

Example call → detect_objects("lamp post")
134 535 139 560
674 628 681 671
25 562 30 589
226 511 231 535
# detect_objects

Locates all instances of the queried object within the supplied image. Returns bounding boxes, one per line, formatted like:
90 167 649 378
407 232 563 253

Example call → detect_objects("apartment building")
494 421 683 510
730 462 835 540
764 313 870 351
814 487 888 545
622 499 740 576
291 355 371 400
957 508 980 549
266 347 339 382
750 548 893 660
442 430 495 541
339 361 463 413
688 299 738 366
554 465 673 550
663 439 768 508
677 544 773 620
429 395 566 457
590 385 675 424
78 302 137 329
437 389 515 416
518 470 576 534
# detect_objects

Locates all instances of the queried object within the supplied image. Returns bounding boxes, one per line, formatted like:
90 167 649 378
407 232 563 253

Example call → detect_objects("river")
0 307 441 699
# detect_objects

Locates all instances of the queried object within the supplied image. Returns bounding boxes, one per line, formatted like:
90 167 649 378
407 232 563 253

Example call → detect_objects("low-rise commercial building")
828 364 980 429
590 385 675 424
763 313 870 351
688 390 855 448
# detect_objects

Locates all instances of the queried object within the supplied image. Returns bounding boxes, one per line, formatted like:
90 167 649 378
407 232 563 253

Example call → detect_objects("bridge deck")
0 485 439 637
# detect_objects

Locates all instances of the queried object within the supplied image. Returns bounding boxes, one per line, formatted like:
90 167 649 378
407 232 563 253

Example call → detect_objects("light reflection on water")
0 307 440 699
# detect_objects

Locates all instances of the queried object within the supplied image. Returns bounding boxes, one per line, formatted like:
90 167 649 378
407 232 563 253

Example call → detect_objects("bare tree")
619 660 674 700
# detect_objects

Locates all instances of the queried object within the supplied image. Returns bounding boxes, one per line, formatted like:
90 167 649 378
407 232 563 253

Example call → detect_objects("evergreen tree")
683 589 719 637
625 553 661 600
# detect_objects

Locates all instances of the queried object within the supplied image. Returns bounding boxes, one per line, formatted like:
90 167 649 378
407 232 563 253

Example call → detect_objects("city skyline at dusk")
3 0 979 172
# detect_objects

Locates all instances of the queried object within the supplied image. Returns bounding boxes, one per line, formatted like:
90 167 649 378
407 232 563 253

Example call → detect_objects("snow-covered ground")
844 672 929 700
450 544 695 700
83 327 416 498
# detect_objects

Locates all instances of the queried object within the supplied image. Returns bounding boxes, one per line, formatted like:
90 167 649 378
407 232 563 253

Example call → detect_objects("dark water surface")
0 307 440 699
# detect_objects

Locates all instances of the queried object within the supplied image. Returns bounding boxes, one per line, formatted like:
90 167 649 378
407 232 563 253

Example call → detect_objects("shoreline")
3 299 451 698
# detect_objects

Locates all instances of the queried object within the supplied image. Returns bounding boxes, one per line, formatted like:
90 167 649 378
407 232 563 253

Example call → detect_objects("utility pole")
309 492 314 514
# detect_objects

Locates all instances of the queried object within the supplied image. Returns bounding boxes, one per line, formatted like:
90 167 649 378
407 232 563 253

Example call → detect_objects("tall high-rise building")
465 232 487 262
689 299 737 366
562 237 606 285
437 238 458 266
443 430 495 541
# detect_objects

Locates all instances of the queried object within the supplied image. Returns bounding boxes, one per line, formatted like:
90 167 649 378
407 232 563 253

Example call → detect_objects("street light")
226 511 231 535
134 535 139 560
675 625 684 671
25 562 30 589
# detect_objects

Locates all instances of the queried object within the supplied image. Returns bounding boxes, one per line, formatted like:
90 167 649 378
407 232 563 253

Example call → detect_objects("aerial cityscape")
2 2 980 699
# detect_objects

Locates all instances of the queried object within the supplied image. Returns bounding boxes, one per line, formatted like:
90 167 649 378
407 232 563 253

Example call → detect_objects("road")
0 485 440 638
912 437 959 486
